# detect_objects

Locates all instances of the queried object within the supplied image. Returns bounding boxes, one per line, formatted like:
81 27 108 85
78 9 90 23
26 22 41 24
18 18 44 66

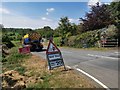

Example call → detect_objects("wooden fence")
101 39 118 47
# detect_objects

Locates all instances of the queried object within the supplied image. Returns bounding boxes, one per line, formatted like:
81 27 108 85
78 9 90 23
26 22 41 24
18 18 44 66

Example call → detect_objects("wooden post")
117 39 118 47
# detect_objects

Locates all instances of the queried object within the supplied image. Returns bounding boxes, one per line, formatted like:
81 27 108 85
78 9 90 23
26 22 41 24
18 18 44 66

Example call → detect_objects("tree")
70 23 77 35
107 1 120 46
58 17 71 37
36 26 53 39
108 1 120 26
80 2 115 32
43 26 52 31
76 24 83 34
54 27 60 37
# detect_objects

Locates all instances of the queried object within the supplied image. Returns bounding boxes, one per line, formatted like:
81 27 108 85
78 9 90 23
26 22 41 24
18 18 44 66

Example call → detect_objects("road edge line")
66 65 110 90
88 54 118 60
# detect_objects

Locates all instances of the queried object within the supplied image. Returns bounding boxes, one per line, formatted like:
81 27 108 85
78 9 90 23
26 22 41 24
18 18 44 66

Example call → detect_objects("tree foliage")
2 34 15 48
80 3 115 32
36 26 53 39
58 17 80 37
58 17 71 37
108 1 120 25
107 1 120 46
2 28 33 35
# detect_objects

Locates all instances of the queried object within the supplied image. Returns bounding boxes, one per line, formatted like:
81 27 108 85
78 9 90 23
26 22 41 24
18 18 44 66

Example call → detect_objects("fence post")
117 39 118 47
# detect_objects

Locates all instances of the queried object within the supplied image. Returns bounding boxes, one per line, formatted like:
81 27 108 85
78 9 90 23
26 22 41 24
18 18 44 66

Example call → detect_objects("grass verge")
2 47 31 75
23 55 97 88
60 45 118 51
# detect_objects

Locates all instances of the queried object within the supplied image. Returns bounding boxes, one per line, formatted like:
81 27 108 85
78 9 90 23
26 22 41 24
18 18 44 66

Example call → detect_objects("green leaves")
81 3 115 31
36 26 53 39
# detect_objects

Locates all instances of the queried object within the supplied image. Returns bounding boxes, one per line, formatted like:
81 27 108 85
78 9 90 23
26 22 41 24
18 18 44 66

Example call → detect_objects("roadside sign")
46 40 66 70
19 47 30 54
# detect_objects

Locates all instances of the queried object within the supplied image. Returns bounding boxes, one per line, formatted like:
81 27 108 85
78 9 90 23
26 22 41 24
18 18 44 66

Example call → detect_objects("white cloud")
2 15 58 29
104 2 111 5
46 12 49 15
69 18 74 22
41 17 47 20
0 8 10 14
1 7 57 29
88 0 101 7
69 18 79 24
46 8 55 12
46 8 55 15
112 0 120 2
41 17 52 21
0 8 10 24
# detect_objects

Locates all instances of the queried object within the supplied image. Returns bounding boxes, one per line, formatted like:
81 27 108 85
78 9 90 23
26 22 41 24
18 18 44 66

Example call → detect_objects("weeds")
2 47 31 75
27 74 51 88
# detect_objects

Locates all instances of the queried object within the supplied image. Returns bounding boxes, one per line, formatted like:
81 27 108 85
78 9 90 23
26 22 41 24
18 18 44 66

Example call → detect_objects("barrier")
19 47 30 54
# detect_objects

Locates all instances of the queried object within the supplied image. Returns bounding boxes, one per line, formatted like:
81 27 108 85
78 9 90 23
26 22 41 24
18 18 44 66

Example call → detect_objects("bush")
106 25 118 39
64 30 101 48
67 36 76 47
78 31 100 47
53 37 61 46
2 34 15 48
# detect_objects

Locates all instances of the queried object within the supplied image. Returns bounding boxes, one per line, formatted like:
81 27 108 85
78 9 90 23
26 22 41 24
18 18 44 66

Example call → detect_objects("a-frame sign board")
46 40 66 70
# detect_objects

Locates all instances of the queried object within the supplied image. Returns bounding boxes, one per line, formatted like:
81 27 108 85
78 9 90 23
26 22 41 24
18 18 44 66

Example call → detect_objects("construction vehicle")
22 32 43 51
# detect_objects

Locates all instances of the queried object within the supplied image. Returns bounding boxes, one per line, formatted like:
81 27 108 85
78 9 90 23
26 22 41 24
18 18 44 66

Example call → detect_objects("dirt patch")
22 55 97 88
1 70 26 89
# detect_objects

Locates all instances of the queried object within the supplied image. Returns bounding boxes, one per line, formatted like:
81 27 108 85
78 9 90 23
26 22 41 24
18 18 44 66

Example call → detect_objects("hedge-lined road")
32 47 119 88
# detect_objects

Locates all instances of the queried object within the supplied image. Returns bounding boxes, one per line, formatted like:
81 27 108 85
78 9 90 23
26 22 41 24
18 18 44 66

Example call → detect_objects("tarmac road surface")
32 47 119 89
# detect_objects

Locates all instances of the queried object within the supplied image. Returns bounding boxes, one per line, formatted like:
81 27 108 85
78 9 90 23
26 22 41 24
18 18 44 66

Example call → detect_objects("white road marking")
66 65 72 69
88 54 118 60
66 65 110 90
114 52 120 55
114 52 119 54
75 67 110 90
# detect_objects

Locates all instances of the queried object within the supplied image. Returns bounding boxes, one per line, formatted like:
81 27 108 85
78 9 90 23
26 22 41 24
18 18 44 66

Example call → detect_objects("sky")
0 0 113 29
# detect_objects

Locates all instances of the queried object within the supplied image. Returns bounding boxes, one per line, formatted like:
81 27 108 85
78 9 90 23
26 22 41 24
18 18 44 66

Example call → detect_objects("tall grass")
2 47 31 75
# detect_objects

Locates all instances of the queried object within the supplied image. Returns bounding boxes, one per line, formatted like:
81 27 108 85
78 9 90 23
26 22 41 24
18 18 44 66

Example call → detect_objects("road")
32 47 119 89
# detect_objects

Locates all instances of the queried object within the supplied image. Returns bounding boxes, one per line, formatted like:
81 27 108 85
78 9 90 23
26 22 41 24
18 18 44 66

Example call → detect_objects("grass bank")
23 55 97 88
2 47 31 75
2 40 31 75
60 46 118 52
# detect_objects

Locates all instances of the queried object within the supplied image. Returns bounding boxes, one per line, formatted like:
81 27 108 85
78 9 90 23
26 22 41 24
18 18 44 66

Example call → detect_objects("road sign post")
46 40 66 70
